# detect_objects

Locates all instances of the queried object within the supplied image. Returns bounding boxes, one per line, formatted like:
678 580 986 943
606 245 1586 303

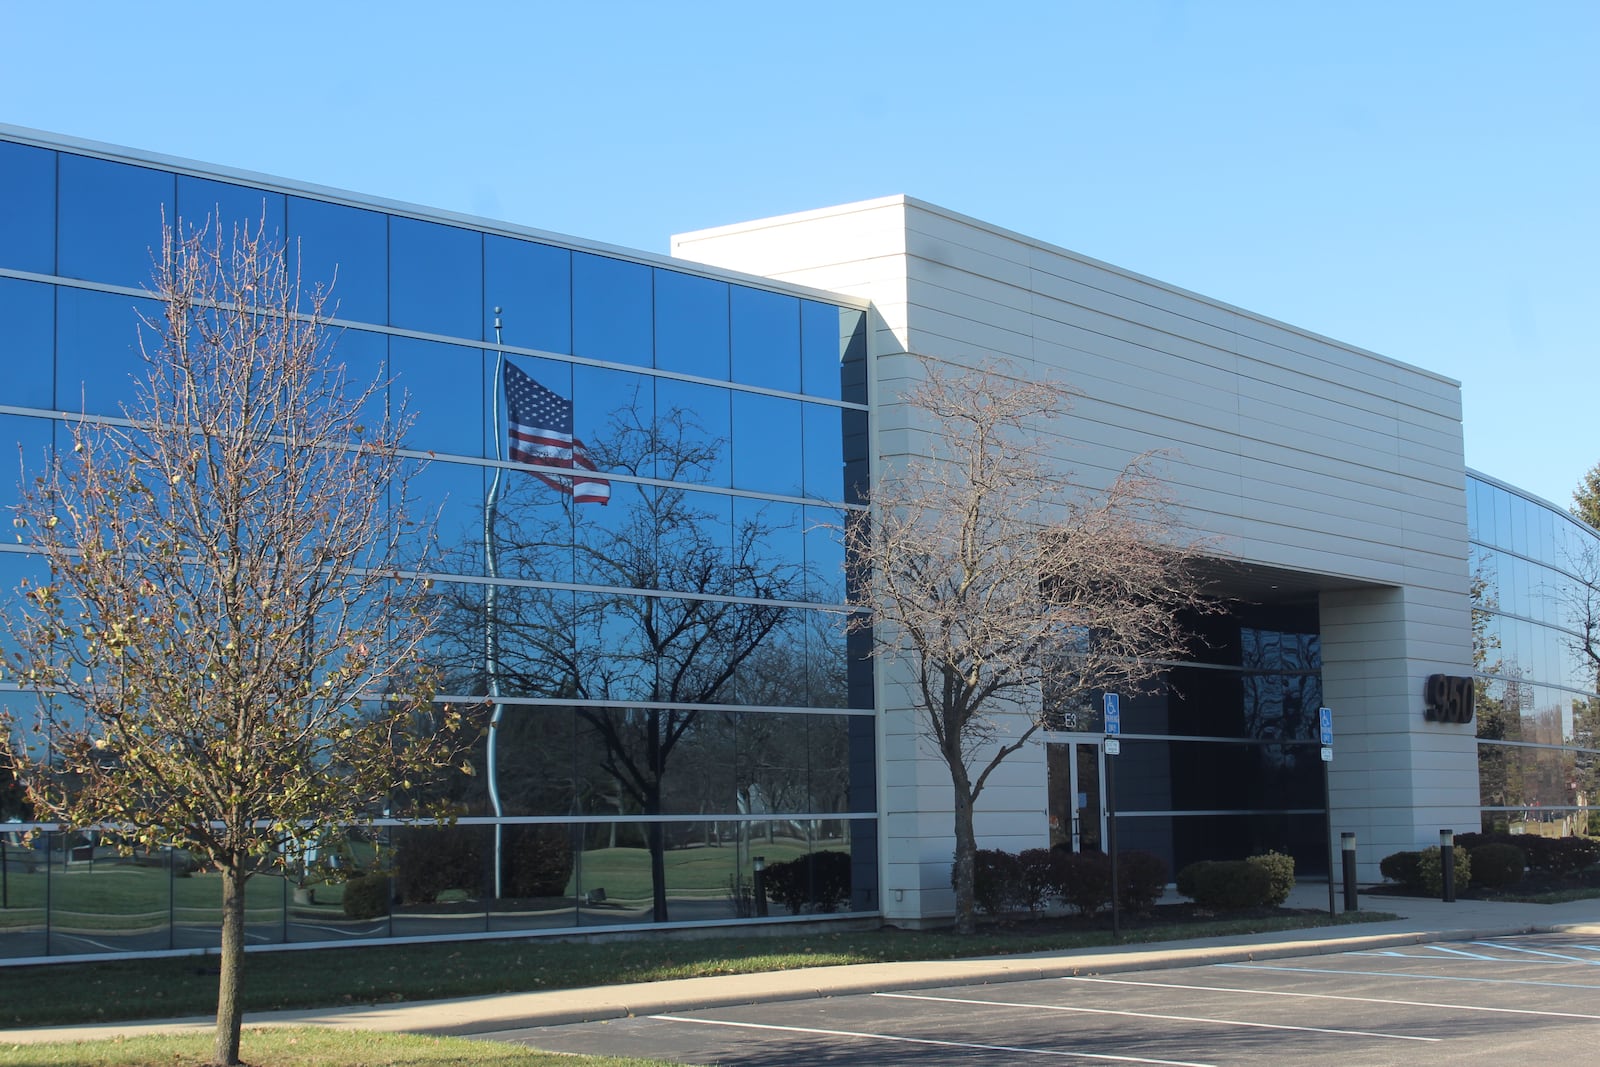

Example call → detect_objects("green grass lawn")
0 908 1393 1029
0 1027 691 1067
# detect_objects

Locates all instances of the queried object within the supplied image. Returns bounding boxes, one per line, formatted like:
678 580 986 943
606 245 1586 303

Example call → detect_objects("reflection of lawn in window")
577 837 813 904
0 862 297 933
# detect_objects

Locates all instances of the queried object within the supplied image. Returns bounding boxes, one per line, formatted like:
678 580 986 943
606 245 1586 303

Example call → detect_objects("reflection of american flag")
504 361 610 504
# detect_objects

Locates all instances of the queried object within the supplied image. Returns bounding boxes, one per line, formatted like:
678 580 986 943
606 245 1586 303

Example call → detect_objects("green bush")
1050 850 1112 915
765 850 852 914
964 849 1025 915
394 826 482 904
1416 845 1471 896
1117 850 1169 913
503 824 575 898
1176 860 1273 909
341 872 389 919
1014 849 1059 912
1380 850 1423 890
1468 843 1526 888
1246 850 1295 907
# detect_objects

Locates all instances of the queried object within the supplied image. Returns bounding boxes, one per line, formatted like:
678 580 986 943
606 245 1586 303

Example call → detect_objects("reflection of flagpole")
485 308 507 900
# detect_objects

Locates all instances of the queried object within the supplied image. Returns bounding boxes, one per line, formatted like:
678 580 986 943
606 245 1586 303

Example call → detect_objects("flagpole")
485 308 507 900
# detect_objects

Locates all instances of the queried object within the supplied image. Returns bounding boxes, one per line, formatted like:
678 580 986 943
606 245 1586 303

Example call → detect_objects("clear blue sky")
4 1 1595 510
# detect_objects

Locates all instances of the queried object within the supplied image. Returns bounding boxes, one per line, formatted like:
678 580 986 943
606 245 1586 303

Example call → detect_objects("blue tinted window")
654 270 729 379
655 378 730 488
0 415 52 516
57 287 161 416
735 497 802 596
407 459 485 574
801 402 844 501
573 365 652 477
287 196 387 325
801 300 845 400
487 354 573 463
731 287 800 392
175 176 285 247
731 391 802 495
0 278 54 408
486 466 576 585
391 217 481 338
572 253 650 366
484 237 570 354
58 154 174 288
0 141 55 273
804 504 846 603
391 338 484 457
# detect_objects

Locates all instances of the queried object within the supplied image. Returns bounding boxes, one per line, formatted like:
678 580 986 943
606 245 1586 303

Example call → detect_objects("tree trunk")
951 773 978 934
213 862 247 1065
647 819 669 922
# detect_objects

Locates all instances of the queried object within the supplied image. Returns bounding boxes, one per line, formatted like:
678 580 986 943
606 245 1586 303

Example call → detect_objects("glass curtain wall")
1467 474 1600 837
0 135 876 959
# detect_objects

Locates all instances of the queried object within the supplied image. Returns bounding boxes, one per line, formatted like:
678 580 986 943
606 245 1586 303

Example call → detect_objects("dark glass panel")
654 269 730 379
807 714 852 812
489 706 577 816
390 338 484 456
839 308 868 405
1161 812 1329 879
287 196 387 325
390 216 482 338
800 300 846 401
730 287 800 392
842 407 870 504
572 253 651 367
738 711 809 812
56 287 161 416
731 391 802 495
484 237 571 354
0 141 54 273
58 154 173 288
287 826 391 942
734 497 802 598
1158 738 1324 811
655 378 731 488
800 402 844 502
175 175 286 246
390 823 489 939
0 278 54 407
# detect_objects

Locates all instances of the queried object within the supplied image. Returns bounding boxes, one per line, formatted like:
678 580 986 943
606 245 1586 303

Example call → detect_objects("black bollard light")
1341 832 1358 912
1440 829 1456 903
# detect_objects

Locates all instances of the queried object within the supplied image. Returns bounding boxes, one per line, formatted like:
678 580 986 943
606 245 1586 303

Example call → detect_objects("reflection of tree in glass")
436 398 806 921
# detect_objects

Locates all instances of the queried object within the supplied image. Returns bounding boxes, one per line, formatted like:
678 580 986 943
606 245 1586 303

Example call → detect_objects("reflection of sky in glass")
58 154 172 289
0 278 54 408
0 141 55 273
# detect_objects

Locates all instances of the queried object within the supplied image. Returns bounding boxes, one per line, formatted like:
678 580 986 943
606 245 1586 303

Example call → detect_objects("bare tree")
3 217 466 1066
846 359 1209 933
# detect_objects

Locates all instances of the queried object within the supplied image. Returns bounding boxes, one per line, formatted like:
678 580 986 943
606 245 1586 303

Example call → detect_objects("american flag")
503 360 610 505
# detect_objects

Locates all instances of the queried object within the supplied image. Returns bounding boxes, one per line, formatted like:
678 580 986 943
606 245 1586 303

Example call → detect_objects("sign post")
1320 706 1335 917
1103 693 1120 938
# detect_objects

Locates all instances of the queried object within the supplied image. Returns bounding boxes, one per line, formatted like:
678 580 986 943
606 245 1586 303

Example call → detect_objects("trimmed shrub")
1051 850 1113 915
1416 845 1471 896
966 848 1025 915
765 850 852 914
503 824 575 898
1246 850 1295 907
1016 849 1059 912
341 872 389 919
394 826 482 905
1457 833 1599 875
1380 850 1423 890
1176 860 1273 910
1468 843 1526 888
1117 850 1169 913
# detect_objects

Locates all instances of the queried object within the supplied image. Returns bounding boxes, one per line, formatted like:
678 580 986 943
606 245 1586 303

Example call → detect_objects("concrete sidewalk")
6 887 1599 1046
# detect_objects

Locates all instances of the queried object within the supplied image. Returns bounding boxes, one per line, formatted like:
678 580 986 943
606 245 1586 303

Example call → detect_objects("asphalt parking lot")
497 932 1600 1065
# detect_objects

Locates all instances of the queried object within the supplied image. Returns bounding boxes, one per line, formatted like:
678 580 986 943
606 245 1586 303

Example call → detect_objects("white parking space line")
874 992 1436 1043
1062 975 1600 1021
648 1014 1218 1066
1468 941 1600 966
1418 945 1504 960
1221 962 1600 991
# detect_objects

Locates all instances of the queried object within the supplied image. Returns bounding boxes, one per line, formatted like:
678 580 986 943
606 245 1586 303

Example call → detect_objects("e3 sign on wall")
1424 674 1475 725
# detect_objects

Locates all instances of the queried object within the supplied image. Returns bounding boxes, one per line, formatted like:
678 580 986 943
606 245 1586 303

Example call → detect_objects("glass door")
1047 741 1105 852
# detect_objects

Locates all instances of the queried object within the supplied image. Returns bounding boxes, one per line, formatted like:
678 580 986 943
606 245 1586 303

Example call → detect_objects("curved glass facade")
0 134 876 958
1468 473 1600 837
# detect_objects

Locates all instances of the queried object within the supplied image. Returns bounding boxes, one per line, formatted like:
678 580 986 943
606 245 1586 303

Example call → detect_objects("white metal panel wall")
675 195 1477 910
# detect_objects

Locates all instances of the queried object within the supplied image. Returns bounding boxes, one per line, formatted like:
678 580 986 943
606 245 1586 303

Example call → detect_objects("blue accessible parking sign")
1319 706 1333 746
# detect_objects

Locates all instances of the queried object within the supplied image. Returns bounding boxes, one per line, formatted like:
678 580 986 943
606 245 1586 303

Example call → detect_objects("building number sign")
1424 674 1475 724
